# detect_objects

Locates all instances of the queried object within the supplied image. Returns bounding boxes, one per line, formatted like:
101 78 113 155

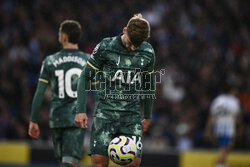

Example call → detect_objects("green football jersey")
88 35 155 121
39 49 89 128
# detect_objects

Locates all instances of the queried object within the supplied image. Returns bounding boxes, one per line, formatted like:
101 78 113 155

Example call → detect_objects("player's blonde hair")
126 13 150 47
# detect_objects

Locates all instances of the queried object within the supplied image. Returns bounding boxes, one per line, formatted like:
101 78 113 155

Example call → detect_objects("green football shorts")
88 117 143 157
50 127 85 162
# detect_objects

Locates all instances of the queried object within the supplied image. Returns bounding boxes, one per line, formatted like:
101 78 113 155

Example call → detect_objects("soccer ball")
108 136 137 165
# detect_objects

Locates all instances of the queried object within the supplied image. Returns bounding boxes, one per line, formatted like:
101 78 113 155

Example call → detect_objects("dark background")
0 0 249 158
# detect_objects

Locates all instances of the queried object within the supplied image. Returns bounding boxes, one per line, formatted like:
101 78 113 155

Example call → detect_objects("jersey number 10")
55 68 81 99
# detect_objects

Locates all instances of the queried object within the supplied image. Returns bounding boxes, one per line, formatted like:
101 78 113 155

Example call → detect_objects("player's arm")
141 52 155 133
29 79 48 139
235 103 243 139
204 115 215 138
75 65 96 128
204 99 217 140
233 115 242 149
141 72 155 133
75 42 104 128
29 59 50 139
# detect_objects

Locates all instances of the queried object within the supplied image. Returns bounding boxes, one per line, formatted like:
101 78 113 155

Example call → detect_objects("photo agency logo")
88 69 165 100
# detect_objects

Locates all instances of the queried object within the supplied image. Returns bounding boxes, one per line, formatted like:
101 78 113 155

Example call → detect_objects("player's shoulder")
76 50 90 60
213 94 226 103
98 36 117 49
137 42 155 64
138 41 155 55
41 50 62 65
43 52 59 65
102 36 115 43
227 94 240 106
76 50 89 55
48 50 63 58
213 94 239 105
217 94 237 101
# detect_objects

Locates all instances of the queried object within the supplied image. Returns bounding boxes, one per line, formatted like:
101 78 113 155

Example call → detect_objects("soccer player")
205 88 242 167
75 14 155 167
28 20 89 167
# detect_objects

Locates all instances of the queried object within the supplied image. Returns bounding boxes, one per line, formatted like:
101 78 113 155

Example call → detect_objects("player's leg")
62 127 85 167
217 147 228 166
50 128 63 164
216 137 231 167
61 163 74 167
120 122 143 167
89 117 117 167
91 154 109 167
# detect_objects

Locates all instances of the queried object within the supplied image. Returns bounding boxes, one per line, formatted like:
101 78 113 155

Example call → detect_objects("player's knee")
62 156 78 167
61 162 74 167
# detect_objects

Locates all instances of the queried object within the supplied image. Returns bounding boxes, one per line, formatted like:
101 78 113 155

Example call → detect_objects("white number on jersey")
55 68 82 98
132 136 143 150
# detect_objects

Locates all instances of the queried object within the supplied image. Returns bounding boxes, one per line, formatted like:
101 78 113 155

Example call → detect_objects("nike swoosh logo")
116 56 120 65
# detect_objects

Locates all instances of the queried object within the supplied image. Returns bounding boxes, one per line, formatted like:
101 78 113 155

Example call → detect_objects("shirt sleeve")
38 59 50 84
144 51 155 75
30 81 48 123
142 52 156 119
86 53 91 60
87 41 105 71
77 64 96 113
30 59 50 123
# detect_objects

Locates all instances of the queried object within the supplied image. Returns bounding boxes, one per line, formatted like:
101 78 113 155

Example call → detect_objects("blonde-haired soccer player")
75 14 155 167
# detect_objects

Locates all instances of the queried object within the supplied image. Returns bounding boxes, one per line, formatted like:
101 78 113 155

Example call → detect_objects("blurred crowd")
0 0 249 151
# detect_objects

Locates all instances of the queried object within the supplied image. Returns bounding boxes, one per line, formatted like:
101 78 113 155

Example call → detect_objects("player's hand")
75 113 88 129
28 121 40 139
142 119 151 133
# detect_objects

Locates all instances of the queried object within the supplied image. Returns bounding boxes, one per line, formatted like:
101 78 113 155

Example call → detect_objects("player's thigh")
218 136 232 148
89 117 117 156
62 127 85 160
50 128 63 160
119 122 143 157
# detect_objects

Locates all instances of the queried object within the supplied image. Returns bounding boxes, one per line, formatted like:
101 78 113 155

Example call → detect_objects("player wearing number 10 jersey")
29 20 89 167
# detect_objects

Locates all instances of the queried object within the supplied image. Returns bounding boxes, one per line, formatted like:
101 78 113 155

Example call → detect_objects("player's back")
210 94 240 137
40 49 89 128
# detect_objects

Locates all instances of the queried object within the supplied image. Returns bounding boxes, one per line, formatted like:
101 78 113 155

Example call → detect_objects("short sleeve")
87 41 105 71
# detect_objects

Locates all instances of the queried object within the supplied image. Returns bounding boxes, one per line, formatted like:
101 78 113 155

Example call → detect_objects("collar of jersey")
61 49 79 52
